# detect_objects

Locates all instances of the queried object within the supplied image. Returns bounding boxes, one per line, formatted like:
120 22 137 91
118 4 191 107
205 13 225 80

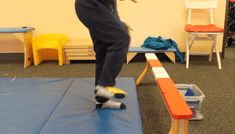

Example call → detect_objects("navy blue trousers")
75 0 130 86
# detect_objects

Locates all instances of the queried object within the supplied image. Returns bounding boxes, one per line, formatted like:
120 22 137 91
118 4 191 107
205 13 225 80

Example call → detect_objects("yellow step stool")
32 34 68 65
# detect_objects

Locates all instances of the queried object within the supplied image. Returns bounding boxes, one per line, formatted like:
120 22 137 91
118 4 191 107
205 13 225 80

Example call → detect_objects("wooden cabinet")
64 39 95 64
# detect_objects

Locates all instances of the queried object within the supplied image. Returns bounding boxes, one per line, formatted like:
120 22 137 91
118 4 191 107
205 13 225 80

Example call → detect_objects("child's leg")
75 0 130 109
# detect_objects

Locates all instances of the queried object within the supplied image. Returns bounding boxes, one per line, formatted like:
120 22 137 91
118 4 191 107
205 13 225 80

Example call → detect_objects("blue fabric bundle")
142 36 185 63
185 88 195 96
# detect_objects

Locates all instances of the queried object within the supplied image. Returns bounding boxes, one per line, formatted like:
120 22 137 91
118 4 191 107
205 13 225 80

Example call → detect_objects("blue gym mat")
0 78 143 134
0 78 73 134
0 78 12 89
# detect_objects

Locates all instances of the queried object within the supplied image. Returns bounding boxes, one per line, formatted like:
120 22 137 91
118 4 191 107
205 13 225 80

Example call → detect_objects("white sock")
95 85 115 98
95 85 125 99
96 100 126 109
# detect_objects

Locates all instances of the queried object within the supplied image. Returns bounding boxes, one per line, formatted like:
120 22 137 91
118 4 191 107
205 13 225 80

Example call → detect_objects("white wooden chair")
185 0 224 69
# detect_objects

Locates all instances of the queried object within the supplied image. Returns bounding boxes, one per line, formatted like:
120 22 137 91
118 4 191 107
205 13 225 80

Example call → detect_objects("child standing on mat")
75 0 133 109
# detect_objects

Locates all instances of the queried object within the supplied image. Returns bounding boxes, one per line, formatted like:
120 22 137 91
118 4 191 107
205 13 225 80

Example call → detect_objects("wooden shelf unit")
64 39 95 64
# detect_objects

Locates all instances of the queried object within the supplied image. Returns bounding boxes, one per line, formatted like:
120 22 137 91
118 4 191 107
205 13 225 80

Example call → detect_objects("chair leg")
216 50 222 70
23 31 33 68
58 48 64 66
209 35 216 62
33 48 40 65
189 35 195 49
214 45 222 70
186 34 190 69
209 50 214 62
212 35 222 70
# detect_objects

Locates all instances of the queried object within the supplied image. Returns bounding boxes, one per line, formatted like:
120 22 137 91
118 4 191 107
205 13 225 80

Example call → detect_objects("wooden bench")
0 27 34 68
136 53 192 134
127 47 176 64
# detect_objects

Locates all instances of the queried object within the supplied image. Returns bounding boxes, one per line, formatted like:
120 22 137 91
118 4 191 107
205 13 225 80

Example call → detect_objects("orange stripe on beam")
155 78 193 119
164 93 192 119
148 60 163 67
155 78 175 93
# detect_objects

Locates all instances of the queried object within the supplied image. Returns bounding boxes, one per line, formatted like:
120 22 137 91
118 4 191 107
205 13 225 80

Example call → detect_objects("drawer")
64 45 93 49
65 49 93 53
67 56 96 60
66 52 95 56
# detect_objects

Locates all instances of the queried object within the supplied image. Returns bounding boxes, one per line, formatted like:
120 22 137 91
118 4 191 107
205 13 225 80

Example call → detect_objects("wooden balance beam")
136 53 192 134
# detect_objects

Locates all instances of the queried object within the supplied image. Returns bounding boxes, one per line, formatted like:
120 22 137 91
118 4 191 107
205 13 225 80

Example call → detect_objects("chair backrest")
185 1 218 24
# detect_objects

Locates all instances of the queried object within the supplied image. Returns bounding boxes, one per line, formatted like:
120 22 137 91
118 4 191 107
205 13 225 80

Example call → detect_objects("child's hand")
123 22 133 33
